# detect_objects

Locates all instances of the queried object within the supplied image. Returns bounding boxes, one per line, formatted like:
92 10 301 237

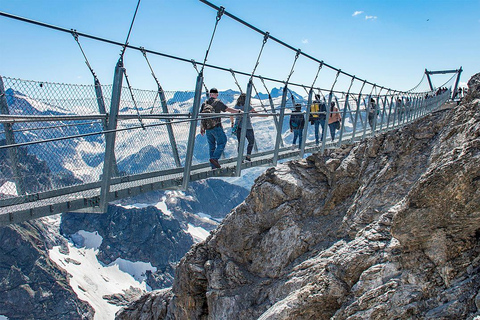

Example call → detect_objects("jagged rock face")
116 73 480 320
61 205 194 290
0 220 94 319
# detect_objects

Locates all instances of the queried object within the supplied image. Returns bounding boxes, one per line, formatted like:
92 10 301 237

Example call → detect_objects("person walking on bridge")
328 101 342 141
232 93 259 162
309 94 326 145
290 103 305 149
200 88 242 169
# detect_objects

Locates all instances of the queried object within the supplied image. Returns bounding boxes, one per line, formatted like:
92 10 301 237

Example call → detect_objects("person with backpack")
290 103 305 149
309 94 326 145
200 88 242 169
368 97 377 130
328 101 342 141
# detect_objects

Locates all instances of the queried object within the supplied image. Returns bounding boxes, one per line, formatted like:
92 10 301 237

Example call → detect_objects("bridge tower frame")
425 67 463 100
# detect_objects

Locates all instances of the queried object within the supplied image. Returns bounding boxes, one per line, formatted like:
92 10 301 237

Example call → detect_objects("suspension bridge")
0 1 462 226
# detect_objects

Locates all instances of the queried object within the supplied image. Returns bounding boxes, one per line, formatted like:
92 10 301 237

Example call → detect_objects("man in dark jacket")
289 103 305 149
200 88 242 169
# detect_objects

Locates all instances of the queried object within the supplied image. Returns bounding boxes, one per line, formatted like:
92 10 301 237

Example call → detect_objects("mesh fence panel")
1 77 105 198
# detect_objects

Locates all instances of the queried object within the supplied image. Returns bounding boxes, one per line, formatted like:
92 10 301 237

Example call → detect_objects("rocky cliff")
117 73 480 320
0 220 94 319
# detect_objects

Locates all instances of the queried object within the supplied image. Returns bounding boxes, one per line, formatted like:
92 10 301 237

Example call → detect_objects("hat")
209 88 219 94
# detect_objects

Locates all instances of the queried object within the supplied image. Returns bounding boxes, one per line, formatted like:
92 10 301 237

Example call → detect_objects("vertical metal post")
300 89 313 157
99 59 124 212
378 91 389 133
235 80 253 176
267 94 284 147
350 81 366 143
385 95 395 131
337 93 349 146
94 77 119 176
425 69 434 91
157 85 182 167
0 76 24 196
452 67 463 100
320 92 333 153
361 95 369 140
182 73 204 190
272 86 288 166
412 95 420 120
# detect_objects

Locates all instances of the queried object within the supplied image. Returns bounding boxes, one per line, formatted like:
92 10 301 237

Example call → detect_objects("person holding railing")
309 94 326 145
368 97 377 130
290 103 305 149
232 93 259 162
200 88 242 169
328 101 342 141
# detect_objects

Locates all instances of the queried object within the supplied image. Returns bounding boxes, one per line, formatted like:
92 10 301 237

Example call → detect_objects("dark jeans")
236 128 255 155
328 123 337 140
368 112 376 129
292 128 303 148
313 119 325 144
206 125 227 168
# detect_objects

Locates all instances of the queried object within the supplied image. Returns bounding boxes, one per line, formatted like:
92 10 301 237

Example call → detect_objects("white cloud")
365 15 377 20
352 11 363 17
302 39 309 44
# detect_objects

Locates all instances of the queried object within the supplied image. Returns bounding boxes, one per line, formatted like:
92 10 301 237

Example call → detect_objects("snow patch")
71 230 103 250
108 258 157 283
0 181 17 196
0 315 9 320
49 243 147 320
155 196 173 216
187 223 210 242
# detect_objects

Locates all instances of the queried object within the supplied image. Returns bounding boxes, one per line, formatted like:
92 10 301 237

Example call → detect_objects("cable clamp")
70 29 79 42
263 32 270 44
216 6 225 21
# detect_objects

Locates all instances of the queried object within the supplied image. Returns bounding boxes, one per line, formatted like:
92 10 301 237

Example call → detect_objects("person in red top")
328 101 342 141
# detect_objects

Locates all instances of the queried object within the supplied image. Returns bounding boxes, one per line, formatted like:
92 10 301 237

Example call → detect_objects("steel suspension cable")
285 49 301 85
251 82 268 113
120 0 142 59
71 30 98 80
250 32 269 79
201 6 225 74
122 69 145 129
140 47 166 114
229 69 243 93
191 60 209 96
311 62 324 89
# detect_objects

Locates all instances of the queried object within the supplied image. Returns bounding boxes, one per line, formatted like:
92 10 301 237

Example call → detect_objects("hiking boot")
209 158 221 169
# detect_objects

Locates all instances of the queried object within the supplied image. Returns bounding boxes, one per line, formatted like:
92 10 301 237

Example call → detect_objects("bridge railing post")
235 80 253 176
0 76 25 196
350 81 366 143
378 92 387 134
320 92 333 153
337 93 349 147
158 85 182 168
94 77 120 176
300 88 313 158
272 86 288 166
182 73 204 190
99 58 124 212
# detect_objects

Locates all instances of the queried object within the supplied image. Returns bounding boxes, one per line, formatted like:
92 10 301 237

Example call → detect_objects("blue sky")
1 0 478 93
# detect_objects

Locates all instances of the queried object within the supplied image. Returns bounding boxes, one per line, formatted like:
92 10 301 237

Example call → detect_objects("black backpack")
201 103 219 130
